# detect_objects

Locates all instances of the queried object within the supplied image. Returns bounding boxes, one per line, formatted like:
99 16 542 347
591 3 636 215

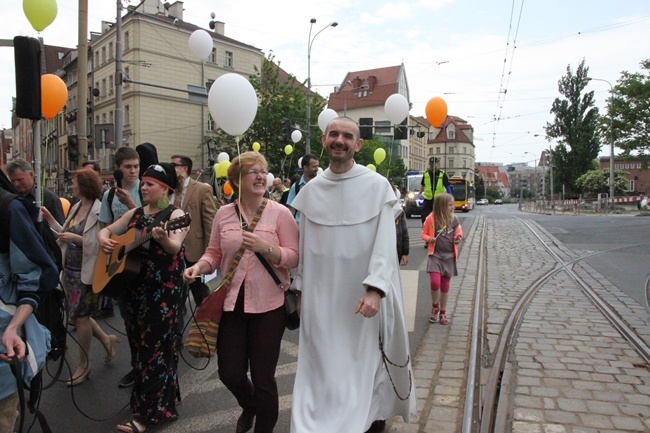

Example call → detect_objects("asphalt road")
24 203 649 432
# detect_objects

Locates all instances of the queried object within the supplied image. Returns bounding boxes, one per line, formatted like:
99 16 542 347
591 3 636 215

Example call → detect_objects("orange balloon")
223 181 233 196
41 74 68 120
59 197 70 218
425 97 448 128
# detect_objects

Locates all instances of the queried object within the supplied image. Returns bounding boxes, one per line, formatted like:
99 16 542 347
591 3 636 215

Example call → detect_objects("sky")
1 0 649 166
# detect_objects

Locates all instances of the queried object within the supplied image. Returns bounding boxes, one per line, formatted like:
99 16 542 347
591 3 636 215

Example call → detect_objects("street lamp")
343 82 369 116
586 77 615 205
306 18 338 155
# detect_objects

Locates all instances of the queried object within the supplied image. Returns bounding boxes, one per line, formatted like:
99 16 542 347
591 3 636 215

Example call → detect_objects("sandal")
116 420 147 433
104 335 120 363
439 313 449 325
429 304 440 323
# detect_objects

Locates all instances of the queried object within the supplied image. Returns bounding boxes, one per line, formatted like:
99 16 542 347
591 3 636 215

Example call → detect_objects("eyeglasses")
148 164 165 173
171 163 187 167
246 169 269 177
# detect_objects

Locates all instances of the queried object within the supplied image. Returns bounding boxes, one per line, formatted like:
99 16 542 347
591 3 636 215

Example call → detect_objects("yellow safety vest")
423 170 446 200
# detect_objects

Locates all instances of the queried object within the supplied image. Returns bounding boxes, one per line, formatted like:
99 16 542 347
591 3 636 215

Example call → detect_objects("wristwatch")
266 245 274 255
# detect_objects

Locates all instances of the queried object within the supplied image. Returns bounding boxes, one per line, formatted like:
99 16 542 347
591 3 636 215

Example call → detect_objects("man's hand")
115 187 136 209
355 290 381 318
0 327 26 363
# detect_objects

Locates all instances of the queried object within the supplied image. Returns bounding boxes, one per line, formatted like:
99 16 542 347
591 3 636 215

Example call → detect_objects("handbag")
184 200 267 358
234 202 299 330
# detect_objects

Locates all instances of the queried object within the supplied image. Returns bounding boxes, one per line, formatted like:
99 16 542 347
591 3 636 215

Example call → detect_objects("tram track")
463 215 650 433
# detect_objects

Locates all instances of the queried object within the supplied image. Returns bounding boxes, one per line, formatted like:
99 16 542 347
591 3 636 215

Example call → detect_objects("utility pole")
78 0 88 160
115 0 124 148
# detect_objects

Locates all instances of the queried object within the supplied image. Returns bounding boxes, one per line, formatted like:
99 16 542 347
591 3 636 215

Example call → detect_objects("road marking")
400 269 419 332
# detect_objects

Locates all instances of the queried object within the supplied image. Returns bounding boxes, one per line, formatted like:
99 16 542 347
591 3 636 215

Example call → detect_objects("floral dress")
61 213 102 321
125 207 185 426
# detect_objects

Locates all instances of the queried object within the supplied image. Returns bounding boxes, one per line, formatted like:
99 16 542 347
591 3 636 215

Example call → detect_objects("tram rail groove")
464 216 650 433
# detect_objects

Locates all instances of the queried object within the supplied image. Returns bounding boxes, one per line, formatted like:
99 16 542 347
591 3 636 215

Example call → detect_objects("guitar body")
92 228 145 296
92 213 191 296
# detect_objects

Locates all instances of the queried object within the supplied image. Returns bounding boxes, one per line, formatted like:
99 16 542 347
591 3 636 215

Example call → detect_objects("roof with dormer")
327 65 406 111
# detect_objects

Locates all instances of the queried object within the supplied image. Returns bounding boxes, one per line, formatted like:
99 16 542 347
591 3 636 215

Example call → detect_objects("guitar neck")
123 219 171 254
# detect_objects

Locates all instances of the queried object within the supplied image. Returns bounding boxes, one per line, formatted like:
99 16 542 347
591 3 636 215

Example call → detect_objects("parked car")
477 198 489 205
494 199 503 204
403 173 423 218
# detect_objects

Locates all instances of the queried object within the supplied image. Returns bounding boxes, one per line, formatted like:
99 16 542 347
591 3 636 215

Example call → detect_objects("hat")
429 157 439 164
142 162 177 191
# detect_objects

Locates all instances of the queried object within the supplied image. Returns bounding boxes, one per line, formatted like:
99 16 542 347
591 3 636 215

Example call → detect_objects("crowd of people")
0 116 469 433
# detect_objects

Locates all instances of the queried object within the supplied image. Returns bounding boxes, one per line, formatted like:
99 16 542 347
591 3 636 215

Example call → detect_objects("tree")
608 59 650 162
353 136 407 182
575 169 629 196
243 53 327 179
545 59 601 196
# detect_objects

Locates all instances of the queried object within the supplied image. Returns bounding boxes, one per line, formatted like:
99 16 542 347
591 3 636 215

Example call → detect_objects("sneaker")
118 368 136 388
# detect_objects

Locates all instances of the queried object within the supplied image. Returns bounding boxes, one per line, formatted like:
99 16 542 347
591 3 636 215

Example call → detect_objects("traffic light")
68 135 79 163
14 36 42 120
283 118 294 141
359 118 373 140
394 119 408 140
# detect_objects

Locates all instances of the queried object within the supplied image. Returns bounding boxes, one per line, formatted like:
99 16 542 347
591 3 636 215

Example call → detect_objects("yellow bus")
449 177 475 212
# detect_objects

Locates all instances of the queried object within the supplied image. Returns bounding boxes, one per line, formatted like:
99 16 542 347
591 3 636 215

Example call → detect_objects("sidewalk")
388 216 650 432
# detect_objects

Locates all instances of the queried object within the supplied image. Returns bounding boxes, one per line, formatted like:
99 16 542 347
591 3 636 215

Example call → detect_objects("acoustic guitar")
92 213 192 295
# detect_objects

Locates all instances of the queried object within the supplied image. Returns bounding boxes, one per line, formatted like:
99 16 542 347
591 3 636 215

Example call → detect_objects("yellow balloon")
374 148 386 165
367 164 376 172
284 144 293 155
23 0 58 32
213 163 219 177
59 197 70 218
217 160 231 178
252 142 261 151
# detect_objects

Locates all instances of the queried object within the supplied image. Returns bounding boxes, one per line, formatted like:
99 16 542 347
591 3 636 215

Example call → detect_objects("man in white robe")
290 117 417 433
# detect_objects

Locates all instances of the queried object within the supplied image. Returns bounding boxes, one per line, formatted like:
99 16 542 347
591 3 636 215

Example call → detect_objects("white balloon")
208 74 258 136
217 152 229 163
297 157 303 168
188 30 214 60
318 108 339 132
266 172 274 187
384 93 410 125
291 129 302 143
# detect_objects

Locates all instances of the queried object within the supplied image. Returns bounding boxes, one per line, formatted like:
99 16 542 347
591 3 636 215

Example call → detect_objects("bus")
449 177 475 212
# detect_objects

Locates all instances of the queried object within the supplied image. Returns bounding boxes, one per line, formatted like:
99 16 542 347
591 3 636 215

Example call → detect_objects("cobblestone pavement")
388 215 650 432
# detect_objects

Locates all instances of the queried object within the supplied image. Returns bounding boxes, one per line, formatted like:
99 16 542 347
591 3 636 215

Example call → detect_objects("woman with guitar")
97 163 189 433
43 169 119 386
184 151 299 433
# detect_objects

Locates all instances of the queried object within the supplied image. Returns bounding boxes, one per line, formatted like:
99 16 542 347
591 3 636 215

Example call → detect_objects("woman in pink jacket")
184 151 299 433
421 193 463 325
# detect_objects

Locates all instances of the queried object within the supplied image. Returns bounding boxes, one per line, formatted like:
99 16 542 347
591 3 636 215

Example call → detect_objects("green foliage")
606 59 650 158
229 53 327 179
353 136 407 182
575 169 629 196
545 59 602 196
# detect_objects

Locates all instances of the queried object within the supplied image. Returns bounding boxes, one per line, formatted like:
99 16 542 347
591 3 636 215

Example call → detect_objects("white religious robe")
290 163 417 433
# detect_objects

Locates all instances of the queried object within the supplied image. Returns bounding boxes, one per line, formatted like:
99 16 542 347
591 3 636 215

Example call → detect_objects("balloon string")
236 135 243 232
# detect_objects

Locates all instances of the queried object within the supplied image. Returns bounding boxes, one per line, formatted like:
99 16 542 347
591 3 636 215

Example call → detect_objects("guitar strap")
219 199 267 288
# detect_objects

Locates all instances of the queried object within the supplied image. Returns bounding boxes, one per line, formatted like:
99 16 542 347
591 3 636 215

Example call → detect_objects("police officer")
418 157 450 224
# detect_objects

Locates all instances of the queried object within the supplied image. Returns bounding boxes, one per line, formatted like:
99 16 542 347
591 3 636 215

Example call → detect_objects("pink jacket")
421 213 463 261
199 200 299 313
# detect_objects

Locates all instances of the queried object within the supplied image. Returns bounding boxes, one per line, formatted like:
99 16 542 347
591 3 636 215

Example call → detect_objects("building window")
463 147 467 154
207 113 215 131
125 105 130 125
449 146 455 153
109 110 114 124
102 113 107 123
95 52 100 67
109 42 114 60
124 67 130 87
449 159 454 168
208 48 216 63
124 31 130 51
95 81 100 96
225 51 233 68
629 180 635 191
102 47 106 64
95 115 99 124
109 75 114 94
447 130 455 139
436 147 441 154
463 159 467 168
102 79 106 98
